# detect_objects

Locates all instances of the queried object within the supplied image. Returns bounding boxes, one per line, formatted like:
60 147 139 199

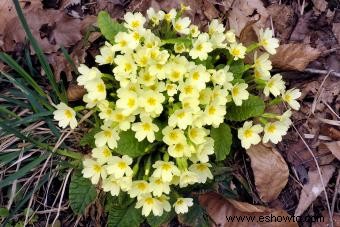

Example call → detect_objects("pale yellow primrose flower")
168 141 192 158
189 24 200 37
164 9 176 22
253 52 272 81
225 30 236 43
228 42 246 60
190 137 214 163
188 163 213 183
263 74 286 97
277 109 292 128
203 104 226 128
152 160 180 182
95 42 116 65
82 158 107 184
111 109 135 131
91 145 112 164
116 89 139 116
147 8 165 25
106 155 133 178
139 90 165 115
179 170 198 188
102 176 122 196
136 194 163 217
208 19 224 35
129 180 151 198
263 121 287 144
158 195 171 213
188 127 209 145
173 17 191 34
53 102 77 129
238 121 263 149
168 109 193 130
231 83 249 106
124 12 146 31
258 28 279 55
131 117 159 142
162 126 186 145
94 125 120 149
149 177 171 197
189 33 213 60
282 88 301 110
114 32 139 53
174 198 193 214
77 64 101 86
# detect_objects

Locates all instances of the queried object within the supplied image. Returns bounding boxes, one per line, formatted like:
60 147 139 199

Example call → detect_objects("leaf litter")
2 0 340 226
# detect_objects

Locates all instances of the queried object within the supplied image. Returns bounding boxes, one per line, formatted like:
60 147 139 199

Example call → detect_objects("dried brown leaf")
247 143 289 202
199 192 298 227
67 84 86 102
270 44 321 71
323 141 340 160
332 23 340 44
3 8 95 53
228 0 268 37
266 4 295 41
295 165 335 216
312 0 328 14
312 211 340 227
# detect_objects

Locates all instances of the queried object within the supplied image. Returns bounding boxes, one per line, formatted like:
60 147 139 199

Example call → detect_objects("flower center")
64 110 73 119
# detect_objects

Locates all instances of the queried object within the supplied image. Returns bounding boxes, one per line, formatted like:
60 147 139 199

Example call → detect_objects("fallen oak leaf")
199 192 297 227
247 143 289 202
3 7 95 53
323 141 340 160
270 44 321 71
294 165 335 216
228 0 269 37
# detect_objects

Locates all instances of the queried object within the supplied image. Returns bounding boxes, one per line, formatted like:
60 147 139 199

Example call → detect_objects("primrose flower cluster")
53 6 301 217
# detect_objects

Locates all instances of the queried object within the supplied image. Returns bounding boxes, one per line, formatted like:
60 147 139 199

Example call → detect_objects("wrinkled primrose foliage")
53 5 301 226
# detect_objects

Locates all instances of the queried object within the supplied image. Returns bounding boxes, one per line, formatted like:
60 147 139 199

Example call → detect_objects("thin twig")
331 170 340 219
51 169 73 227
292 123 334 227
304 68 340 78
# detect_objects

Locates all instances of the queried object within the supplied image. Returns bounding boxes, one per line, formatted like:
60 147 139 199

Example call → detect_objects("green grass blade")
0 155 47 189
3 174 50 225
0 53 45 97
11 0 65 102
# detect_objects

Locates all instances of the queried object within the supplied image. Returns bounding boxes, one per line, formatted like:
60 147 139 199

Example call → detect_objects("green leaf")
0 208 9 218
69 171 97 214
226 95 265 121
97 11 127 43
161 37 192 47
80 127 101 147
229 61 250 79
108 203 144 227
179 203 209 227
154 119 167 142
115 130 149 158
211 123 232 161
147 210 176 227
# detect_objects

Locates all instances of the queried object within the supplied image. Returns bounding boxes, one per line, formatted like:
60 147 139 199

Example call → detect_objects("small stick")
304 68 340 78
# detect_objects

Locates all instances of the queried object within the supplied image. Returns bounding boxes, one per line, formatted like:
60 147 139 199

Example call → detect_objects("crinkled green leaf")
69 171 97 214
97 11 127 43
226 95 265 121
178 203 209 227
80 126 100 148
211 123 232 161
108 203 144 227
147 210 176 227
229 61 250 79
115 130 149 158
